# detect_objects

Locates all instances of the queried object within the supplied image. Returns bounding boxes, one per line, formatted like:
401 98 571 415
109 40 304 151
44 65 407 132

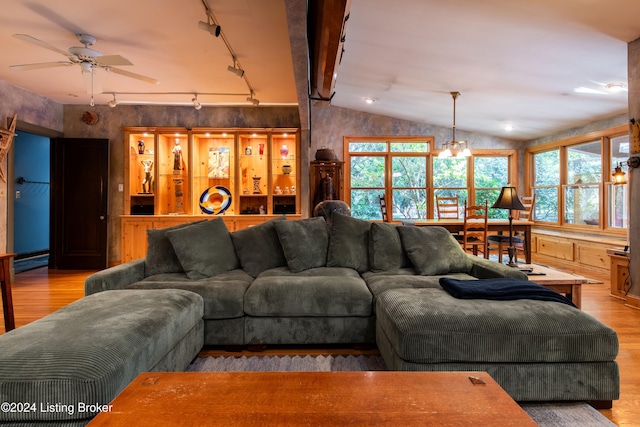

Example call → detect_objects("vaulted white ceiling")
1 0 639 140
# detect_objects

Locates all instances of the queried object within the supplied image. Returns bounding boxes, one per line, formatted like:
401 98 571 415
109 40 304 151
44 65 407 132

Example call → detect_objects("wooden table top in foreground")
89 371 536 426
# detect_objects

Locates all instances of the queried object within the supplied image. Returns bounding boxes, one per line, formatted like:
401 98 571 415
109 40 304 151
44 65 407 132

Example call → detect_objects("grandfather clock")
310 160 344 210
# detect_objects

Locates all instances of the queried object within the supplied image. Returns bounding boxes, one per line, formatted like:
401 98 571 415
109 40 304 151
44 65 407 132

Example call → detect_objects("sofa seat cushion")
127 269 253 319
376 288 618 364
0 290 203 424
245 267 372 317
363 270 475 298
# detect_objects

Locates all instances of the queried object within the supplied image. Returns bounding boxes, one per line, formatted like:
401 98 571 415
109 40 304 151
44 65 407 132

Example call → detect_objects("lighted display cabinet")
122 127 301 262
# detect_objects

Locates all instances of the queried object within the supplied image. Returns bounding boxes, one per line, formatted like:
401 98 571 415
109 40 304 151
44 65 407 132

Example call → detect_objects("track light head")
192 95 202 110
227 64 245 78
198 21 221 37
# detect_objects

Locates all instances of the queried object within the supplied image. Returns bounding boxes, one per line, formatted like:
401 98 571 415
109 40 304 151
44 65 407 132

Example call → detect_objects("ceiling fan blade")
107 67 159 85
10 61 74 71
13 34 73 59
95 55 133 67
82 70 103 95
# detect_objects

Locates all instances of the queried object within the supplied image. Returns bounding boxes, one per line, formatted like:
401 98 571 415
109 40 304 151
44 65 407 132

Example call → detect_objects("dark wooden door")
50 138 109 269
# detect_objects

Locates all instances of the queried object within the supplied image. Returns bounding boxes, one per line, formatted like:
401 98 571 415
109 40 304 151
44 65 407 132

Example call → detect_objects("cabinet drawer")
576 244 609 269
537 237 574 261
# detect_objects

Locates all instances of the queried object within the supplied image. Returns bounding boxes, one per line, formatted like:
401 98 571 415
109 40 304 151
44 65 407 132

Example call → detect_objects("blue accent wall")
14 130 50 256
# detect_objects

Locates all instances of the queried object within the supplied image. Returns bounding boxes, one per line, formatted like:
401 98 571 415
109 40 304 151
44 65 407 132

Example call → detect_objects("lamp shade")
491 187 526 210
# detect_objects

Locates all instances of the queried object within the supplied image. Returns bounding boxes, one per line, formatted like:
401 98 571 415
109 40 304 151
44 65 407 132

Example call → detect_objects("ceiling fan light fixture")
198 21 221 37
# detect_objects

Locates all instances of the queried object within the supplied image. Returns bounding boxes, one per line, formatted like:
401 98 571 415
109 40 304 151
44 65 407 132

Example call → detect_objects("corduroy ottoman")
375 288 620 406
0 289 204 426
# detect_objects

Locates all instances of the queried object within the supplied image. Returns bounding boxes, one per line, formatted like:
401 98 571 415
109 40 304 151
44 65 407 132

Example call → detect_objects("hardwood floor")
1 262 638 426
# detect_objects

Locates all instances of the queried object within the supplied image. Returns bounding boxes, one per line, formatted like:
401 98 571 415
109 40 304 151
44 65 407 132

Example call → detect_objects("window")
564 140 601 226
345 136 517 221
526 125 628 235
531 149 560 223
608 135 630 229
347 137 430 221
473 156 509 219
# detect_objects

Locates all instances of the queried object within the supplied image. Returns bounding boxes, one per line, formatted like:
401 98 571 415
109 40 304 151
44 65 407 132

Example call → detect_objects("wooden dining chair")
461 200 489 258
379 194 389 222
487 194 534 263
436 195 460 219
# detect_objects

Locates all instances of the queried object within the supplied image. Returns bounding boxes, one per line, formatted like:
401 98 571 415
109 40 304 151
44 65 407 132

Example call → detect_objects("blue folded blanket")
439 278 576 307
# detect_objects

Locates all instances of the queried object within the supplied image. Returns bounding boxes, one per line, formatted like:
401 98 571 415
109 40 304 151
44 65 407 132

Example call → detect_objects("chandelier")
438 91 471 158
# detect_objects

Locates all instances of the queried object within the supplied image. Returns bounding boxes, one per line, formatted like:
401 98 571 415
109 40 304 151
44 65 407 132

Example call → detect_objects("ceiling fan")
10 33 159 100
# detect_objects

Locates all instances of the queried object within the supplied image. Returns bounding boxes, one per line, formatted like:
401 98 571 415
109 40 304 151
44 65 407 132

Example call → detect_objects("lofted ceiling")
1 1 640 141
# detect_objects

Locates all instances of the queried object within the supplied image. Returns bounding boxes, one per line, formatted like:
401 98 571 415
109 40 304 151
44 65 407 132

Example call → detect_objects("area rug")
188 355 615 426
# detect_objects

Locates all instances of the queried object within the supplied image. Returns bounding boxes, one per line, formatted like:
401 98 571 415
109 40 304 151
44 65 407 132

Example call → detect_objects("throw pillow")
326 212 371 273
231 217 287 277
368 222 410 272
397 226 473 275
166 218 239 279
144 220 205 276
275 217 329 273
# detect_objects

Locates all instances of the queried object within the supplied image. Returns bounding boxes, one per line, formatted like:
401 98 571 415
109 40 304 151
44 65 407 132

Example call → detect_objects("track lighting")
108 94 118 108
246 91 259 106
198 20 221 37
192 94 202 110
227 57 245 78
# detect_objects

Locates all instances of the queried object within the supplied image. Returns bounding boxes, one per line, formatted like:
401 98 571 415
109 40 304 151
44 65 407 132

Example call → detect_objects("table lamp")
491 186 526 267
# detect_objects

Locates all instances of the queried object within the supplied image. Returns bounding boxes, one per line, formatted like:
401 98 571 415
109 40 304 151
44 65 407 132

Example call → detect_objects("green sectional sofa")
0 213 620 425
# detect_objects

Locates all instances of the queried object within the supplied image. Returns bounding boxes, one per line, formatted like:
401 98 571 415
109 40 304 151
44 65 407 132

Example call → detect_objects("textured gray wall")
627 39 640 299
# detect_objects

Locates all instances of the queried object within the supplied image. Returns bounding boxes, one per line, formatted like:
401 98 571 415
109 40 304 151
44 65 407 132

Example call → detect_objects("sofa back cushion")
326 212 371 273
231 217 287 277
397 225 472 275
275 217 329 273
166 218 239 279
144 220 205 276
368 222 411 272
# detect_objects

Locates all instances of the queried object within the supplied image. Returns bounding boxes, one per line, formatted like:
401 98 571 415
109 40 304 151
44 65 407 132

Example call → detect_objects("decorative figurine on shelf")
258 143 265 156
252 176 261 194
280 144 289 159
274 185 283 195
245 146 252 155
137 140 145 155
259 205 266 215
282 164 292 175
291 185 296 194
172 139 183 172
140 159 153 193
284 186 290 194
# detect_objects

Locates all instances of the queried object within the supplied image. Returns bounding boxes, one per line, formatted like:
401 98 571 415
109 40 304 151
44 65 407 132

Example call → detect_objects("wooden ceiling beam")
308 0 350 102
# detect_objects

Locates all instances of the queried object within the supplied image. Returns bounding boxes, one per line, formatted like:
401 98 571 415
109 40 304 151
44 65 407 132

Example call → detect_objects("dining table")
410 219 533 264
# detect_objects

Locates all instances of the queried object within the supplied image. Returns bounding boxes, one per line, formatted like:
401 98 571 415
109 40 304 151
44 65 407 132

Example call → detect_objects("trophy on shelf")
140 159 153 193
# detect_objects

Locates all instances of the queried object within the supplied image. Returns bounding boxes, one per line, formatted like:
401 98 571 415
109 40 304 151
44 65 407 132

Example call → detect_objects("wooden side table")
0 253 16 332
518 263 588 309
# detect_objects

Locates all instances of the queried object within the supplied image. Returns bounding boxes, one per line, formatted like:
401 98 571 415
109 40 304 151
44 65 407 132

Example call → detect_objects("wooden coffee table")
89 371 535 426
519 264 588 308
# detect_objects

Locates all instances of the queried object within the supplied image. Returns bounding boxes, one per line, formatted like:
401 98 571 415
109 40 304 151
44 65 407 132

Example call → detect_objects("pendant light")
438 91 471 158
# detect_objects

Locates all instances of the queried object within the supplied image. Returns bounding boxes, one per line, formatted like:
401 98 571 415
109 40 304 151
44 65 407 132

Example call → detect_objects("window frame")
525 125 628 237
344 135 518 221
